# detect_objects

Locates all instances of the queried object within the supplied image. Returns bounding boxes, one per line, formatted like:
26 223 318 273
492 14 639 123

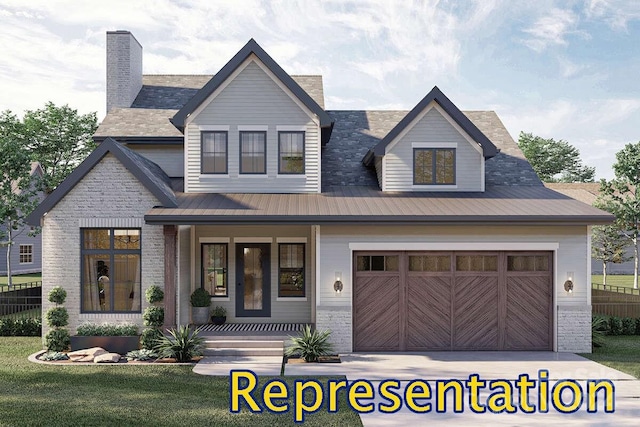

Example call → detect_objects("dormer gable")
362 86 500 192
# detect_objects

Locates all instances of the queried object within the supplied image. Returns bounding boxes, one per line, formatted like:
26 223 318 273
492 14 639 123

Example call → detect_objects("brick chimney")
106 30 143 113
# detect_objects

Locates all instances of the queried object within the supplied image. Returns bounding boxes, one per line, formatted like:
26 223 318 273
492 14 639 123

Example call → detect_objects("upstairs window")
19 245 33 264
413 148 456 185
278 131 305 174
240 131 267 174
201 131 228 174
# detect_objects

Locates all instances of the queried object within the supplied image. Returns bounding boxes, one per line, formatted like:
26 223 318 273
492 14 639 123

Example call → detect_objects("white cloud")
522 8 582 52
585 0 640 30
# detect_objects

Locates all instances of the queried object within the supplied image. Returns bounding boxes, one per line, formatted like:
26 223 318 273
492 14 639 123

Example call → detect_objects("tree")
518 132 595 182
22 102 97 191
596 142 640 289
591 225 631 287
0 111 40 287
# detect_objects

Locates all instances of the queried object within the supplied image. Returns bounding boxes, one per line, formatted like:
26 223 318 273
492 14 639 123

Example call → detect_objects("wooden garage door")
353 251 552 351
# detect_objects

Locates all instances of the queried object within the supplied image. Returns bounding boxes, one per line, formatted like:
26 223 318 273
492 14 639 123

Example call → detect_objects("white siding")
383 106 483 192
191 225 313 323
129 145 184 177
186 60 320 193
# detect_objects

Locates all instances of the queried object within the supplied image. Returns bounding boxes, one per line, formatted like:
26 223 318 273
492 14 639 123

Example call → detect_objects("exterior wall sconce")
564 272 574 294
333 271 343 294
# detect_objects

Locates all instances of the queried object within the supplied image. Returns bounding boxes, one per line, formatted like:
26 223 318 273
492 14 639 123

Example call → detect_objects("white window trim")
199 125 230 131
277 297 308 302
199 237 231 243
234 237 273 243
199 174 230 180
238 174 269 179
412 142 458 149
276 237 308 243
348 242 560 251
276 125 307 132
238 125 268 131
19 244 33 264
412 184 458 190
276 174 307 179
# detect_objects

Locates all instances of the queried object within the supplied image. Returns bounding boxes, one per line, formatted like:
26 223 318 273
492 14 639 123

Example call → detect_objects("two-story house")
27 31 613 353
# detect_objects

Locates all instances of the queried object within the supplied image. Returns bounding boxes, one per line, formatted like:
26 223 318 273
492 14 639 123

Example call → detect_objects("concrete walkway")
192 355 283 376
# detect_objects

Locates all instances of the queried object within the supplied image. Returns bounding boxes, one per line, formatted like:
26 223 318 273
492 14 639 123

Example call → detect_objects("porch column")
163 225 177 329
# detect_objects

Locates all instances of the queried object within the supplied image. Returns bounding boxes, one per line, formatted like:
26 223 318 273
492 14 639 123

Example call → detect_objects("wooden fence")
592 284 640 318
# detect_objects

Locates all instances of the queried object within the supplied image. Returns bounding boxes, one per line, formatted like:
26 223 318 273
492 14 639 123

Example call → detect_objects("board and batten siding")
129 145 184 177
191 225 313 323
185 59 320 193
382 106 483 192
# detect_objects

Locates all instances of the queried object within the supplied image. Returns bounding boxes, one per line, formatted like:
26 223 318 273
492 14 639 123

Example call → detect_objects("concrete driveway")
285 352 640 426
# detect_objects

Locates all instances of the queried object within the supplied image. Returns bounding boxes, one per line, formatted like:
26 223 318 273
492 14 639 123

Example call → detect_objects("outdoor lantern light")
564 271 574 294
333 271 343 293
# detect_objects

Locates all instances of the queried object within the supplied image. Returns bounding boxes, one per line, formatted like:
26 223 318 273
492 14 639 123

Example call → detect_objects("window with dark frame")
279 243 305 297
278 131 305 174
201 131 228 174
19 244 33 264
240 131 266 174
81 228 141 313
202 243 228 297
413 148 455 185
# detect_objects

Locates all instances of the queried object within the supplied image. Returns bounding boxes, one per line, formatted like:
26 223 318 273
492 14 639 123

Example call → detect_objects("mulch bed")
286 355 341 364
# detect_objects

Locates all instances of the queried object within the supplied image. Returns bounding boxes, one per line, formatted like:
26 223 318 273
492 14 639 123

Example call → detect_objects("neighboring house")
27 31 613 353
1 162 44 276
545 182 635 275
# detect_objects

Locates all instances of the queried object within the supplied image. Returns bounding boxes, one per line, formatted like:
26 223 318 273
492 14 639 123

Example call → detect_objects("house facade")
28 31 613 353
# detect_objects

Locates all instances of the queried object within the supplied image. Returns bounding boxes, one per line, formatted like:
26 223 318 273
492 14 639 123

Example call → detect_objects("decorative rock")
68 347 108 363
94 353 121 363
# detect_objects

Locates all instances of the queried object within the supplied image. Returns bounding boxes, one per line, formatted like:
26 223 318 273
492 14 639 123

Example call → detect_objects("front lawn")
580 335 640 379
592 275 639 291
0 273 42 286
0 337 361 427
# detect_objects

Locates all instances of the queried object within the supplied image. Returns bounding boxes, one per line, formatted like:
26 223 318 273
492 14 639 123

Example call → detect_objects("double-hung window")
19 245 33 264
413 148 456 185
278 131 305 174
202 243 228 297
240 131 267 174
81 228 141 313
278 243 305 297
201 131 228 174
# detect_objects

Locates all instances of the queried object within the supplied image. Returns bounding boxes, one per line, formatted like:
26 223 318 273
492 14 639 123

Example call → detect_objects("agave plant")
592 315 609 348
154 325 205 362
285 325 333 362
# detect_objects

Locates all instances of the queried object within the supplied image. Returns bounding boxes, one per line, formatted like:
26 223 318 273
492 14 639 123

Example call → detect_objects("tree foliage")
591 225 630 286
22 102 97 191
518 132 595 183
595 142 640 289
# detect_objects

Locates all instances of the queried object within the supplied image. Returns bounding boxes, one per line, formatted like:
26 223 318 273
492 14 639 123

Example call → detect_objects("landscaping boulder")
94 353 121 363
68 347 108 362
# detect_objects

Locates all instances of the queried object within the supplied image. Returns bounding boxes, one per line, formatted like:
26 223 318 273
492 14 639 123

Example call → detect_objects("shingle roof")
321 110 542 189
544 182 601 206
144 185 613 225
94 108 181 138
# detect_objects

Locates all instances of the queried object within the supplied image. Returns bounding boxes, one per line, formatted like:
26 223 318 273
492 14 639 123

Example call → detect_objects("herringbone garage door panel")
407 276 451 350
453 276 499 350
505 276 552 350
354 275 400 351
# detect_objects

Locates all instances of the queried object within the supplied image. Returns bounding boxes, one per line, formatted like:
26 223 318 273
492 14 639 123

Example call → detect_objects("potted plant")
190 288 211 325
211 306 227 325
71 323 140 354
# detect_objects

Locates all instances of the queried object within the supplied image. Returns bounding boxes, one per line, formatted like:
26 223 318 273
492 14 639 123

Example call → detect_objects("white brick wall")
557 305 592 353
41 155 164 336
316 306 352 353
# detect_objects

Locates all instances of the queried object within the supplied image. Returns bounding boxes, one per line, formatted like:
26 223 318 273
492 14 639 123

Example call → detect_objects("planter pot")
211 315 226 325
70 336 140 354
191 307 210 325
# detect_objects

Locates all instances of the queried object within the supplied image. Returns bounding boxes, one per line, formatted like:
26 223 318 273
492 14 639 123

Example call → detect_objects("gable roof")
26 138 177 225
170 39 333 132
11 162 43 195
363 86 500 165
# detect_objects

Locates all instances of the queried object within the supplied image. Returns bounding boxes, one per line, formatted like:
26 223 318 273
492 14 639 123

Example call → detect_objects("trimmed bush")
635 318 640 336
76 323 139 336
145 286 164 304
609 317 623 336
190 288 211 307
0 318 42 337
45 328 70 352
143 306 165 327
141 328 164 350
48 287 67 305
622 317 636 335
45 307 69 328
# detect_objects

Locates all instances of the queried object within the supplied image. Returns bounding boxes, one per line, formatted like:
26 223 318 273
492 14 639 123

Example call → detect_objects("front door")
236 243 271 317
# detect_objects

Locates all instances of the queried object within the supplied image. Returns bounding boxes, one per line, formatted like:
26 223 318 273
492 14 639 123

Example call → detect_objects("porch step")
205 340 284 349
204 347 284 357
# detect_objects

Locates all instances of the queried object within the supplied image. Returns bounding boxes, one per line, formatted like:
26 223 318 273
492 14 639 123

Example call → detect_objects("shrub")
145 286 164 304
11 318 42 336
126 348 158 361
592 315 608 348
190 288 211 307
609 317 623 336
48 287 67 305
143 306 165 327
45 307 69 328
40 351 69 361
45 328 70 352
635 318 640 336
140 328 164 350
0 319 12 336
211 306 226 317
75 323 139 336
154 325 205 362
622 317 636 335
285 325 333 362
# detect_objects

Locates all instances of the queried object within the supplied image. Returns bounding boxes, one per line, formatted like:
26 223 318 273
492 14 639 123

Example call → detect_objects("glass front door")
235 243 271 317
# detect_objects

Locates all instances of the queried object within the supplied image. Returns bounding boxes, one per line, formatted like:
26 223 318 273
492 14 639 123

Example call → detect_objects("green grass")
0 337 362 426
580 335 640 379
0 308 41 320
592 275 639 290
0 273 42 286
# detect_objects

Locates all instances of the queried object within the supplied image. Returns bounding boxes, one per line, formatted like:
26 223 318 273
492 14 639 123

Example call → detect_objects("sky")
1 0 639 180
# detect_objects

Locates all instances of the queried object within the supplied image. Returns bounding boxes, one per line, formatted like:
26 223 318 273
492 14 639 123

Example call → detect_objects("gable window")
413 148 456 185
202 243 228 297
240 131 266 174
278 131 305 174
279 243 305 297
201 131 228 174
81 228 141 313
19 245 33 264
